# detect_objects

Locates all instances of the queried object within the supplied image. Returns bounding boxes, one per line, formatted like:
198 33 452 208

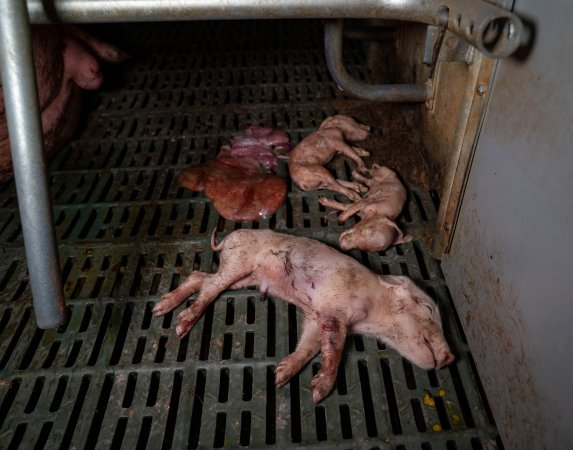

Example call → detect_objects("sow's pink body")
154 229 454 404
0 25 127 183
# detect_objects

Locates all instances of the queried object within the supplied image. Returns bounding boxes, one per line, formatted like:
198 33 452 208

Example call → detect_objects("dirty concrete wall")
441 0 573 448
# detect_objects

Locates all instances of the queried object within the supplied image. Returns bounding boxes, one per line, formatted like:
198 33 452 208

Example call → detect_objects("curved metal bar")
324 20 430 102
0 0 66 328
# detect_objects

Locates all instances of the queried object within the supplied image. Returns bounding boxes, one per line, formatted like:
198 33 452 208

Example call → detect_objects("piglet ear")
380 218 412 245
394 231 413 245
378 275 405 288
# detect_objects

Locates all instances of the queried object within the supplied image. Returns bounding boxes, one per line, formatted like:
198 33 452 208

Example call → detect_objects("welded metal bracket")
424 26 475 66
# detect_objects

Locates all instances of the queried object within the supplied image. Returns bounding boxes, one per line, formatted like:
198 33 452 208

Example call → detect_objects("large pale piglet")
154 229 454 404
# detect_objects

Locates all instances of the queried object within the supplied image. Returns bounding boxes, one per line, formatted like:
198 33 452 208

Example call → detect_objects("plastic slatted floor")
0 21 500 449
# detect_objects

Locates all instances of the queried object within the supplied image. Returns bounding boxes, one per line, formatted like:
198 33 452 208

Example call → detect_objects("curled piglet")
320 164 412 252
154 229 454 404
288 114 371 201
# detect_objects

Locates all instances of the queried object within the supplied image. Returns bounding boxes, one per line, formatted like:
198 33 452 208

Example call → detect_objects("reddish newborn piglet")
154 229 454 404
288 115 371 201
320 164 412 252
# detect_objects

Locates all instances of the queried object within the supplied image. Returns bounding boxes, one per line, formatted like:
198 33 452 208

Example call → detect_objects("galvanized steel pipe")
26 0 450 24
324 20 430 102
25 0 525 59
0 0 66 328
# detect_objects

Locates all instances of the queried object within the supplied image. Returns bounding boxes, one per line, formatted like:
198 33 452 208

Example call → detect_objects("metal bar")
0 0 66 328
26 0 525 59
324 20 430 102
26 0 449 24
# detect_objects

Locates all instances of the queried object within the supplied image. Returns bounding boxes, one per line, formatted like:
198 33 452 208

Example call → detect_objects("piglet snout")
424 337 455 369
435 348 455 369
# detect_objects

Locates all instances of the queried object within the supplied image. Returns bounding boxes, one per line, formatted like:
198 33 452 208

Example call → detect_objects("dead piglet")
154 229 454 404
320 164 412 252
288 115 371 201
0 25 127 183
319 114 370 140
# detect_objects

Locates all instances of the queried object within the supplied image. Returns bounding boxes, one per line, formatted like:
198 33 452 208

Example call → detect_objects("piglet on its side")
288 115 371 201
154 229 454 404
320 164 412 252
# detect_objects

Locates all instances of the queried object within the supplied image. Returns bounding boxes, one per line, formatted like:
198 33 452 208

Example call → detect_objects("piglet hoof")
310 371 335 405
352 146 370 158
153 293 180 317
175 319 194 338
275 361 294 388
347 191 362 202
347 182 365 193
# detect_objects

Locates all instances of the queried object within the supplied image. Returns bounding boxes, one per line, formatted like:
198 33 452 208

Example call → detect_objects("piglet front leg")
311 316 347 404
319 196 365 223
276 316 321 388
